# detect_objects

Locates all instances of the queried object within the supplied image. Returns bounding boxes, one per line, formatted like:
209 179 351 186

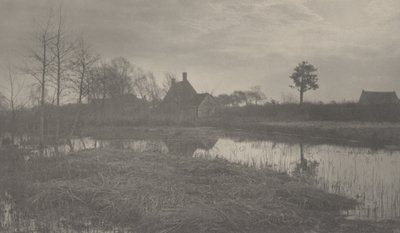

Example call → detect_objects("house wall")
198 95 218 118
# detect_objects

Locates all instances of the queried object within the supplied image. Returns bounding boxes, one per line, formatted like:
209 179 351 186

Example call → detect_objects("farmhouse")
358 90 399 105
159 72 218 119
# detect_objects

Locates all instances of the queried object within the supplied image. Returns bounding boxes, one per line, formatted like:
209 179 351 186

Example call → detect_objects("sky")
0 0 400 103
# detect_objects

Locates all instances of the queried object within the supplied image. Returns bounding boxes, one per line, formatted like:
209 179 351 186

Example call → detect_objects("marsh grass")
0 148 361 233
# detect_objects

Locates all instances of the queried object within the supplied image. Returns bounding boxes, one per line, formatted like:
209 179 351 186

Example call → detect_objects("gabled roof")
162 79 197 106
359 90 399 105
161 73 217 110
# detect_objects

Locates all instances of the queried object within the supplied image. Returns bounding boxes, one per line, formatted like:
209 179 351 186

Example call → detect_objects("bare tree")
133 70 162 105
25 10 56 150
50 5 75 144
70 37 98 104
162 72 176 96
131 67 148 99
142 72 162 105
88 62 111 112
67 37 98 141
107 57 134 98
248 85 266 105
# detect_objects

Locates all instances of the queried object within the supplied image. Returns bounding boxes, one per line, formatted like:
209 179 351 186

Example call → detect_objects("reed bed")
5 148 362 233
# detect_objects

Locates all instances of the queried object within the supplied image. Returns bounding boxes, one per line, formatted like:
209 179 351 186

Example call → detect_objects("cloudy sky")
1 0 400 102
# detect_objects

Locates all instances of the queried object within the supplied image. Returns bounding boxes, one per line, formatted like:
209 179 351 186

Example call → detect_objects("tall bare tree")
50 5 74 144
68 38 98 140
26 10 55 150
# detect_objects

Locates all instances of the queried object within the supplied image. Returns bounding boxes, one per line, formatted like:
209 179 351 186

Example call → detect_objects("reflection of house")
358 90 399 105
159 72 219 119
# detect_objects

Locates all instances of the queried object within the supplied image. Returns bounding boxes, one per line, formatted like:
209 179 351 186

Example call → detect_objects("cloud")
0 0 399 102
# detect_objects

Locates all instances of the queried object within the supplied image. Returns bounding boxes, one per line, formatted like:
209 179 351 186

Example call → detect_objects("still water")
193 139 400 220
1 134 400 231
28 136 400 220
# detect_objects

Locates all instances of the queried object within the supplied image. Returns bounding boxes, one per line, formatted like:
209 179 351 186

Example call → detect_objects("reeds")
9 148 359 233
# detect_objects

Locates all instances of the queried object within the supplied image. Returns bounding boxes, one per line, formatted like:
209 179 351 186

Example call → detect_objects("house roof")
359 90 399 104
162 79 198 106
162 76 215 104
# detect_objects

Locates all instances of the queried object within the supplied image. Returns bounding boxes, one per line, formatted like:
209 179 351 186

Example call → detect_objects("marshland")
2 126 400 233
2 1 400 233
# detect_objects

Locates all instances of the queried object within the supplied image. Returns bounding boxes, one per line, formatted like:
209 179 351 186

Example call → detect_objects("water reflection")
164 138 217 156
19 138 170 159
193 138 400 220
0 136 216 232
16 137 216 159
292 144 319 180
2 134 400 223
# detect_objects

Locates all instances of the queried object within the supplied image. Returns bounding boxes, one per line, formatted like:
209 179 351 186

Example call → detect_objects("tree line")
216 86 267 107
0 6 171 149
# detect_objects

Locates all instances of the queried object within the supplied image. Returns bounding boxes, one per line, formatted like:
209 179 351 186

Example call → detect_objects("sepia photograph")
1 0 400 232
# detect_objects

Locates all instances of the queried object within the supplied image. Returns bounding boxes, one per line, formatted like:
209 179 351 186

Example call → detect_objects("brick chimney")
183 72 187 81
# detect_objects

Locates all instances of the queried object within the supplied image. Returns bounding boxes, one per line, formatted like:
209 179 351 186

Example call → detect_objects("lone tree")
289 61 319 104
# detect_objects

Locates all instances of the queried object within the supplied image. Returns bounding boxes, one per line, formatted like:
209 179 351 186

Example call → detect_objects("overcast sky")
1 0 400 102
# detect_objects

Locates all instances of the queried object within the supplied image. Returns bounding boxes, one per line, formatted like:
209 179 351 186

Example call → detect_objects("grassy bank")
2 148 400 232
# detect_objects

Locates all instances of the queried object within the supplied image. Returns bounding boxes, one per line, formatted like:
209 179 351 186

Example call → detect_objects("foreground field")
2 147 400 233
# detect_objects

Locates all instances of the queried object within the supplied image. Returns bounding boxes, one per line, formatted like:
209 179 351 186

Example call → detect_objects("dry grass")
3 147 400 232
12 148 360 233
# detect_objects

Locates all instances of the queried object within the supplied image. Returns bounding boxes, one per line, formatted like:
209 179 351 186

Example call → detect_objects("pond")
1 132 400 231
193 138 400 220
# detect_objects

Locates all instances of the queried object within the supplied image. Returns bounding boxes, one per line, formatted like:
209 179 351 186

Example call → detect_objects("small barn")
358 90 399 105
159 72 219 119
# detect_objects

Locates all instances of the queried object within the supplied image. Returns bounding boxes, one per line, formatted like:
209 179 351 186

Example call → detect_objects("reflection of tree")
293 144 319 181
